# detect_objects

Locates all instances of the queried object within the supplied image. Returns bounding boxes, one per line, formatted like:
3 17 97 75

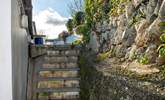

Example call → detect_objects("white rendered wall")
0 0 12 100
11 0 29 100
0 0 29 100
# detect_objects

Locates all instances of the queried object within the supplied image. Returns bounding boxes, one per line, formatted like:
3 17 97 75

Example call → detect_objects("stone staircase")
28 45 80 100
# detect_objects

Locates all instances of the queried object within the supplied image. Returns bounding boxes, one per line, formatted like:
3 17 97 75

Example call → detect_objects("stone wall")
79 52 165 100
65 0 165 99
88 0 165 65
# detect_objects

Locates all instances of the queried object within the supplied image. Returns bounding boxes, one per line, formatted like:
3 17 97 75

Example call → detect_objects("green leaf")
159 48 165 56
160 22 165 27
160 34 165 43
162 30 165 33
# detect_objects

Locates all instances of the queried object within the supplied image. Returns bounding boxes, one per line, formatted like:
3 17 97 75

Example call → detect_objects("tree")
66 19 73 33
75 24 90 43
73 11 85 26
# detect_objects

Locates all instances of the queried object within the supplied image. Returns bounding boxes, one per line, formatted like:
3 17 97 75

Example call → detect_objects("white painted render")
0 0 30 100
11 0 29 100
0 0 12 100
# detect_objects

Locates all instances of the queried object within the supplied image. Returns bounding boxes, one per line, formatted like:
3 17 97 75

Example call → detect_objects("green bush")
139 55 149 65
75 24 91 43
75 24 90 35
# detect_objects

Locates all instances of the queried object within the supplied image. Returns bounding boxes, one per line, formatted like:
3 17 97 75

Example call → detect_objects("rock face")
88 0 165 65
80 1 165 100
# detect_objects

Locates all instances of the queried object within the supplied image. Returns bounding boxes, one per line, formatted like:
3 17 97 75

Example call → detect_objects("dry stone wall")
81 0 165 100
89 0 165 64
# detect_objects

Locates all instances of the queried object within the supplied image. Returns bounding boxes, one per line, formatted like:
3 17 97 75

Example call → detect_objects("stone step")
42 63 78 69
30 45 81 58
38 92 79 100
36 77 80 81
46 54 79 57
47 50 79 57
44 56 78 60
37 67 80 72
44 57 78 63
36 87 80 93
32 45 81 50
38 97 79 100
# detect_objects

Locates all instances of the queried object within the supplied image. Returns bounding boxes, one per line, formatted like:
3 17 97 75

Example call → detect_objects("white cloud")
33 8 68 39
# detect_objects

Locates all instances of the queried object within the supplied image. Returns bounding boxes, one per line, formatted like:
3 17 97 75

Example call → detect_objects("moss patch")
94 51 112 62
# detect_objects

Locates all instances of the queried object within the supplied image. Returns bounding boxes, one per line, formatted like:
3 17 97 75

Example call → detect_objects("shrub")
75 24 91 43
139 55 149 65
75 24 89 35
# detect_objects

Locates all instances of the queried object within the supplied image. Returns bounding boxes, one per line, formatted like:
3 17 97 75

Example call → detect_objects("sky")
32 0 76 39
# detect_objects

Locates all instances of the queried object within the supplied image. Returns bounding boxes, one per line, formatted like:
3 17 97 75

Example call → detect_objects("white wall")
0 0 12 100
11 0 29 100
0 0 30 100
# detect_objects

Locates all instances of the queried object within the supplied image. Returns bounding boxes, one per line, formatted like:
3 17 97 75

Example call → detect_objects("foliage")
157 44 165 57
109 0 129 17
160 34 165 43
84 0 98 26
160 22 165 27
160 22 165 33
75 24 89 35
66 19 73 33
75 24 91 43
95 50 111 62
40 92 49 96
157 22 165 57
84 0 111 25
73 11 85 26
139 54 149 65
72 40 82 46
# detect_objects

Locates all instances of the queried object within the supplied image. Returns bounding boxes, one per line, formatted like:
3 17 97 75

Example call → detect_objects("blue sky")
32 0 79 39
33 0 74 17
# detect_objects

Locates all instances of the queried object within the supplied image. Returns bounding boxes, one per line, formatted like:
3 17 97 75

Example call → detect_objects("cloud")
33 8 69 39
46 17 67 26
